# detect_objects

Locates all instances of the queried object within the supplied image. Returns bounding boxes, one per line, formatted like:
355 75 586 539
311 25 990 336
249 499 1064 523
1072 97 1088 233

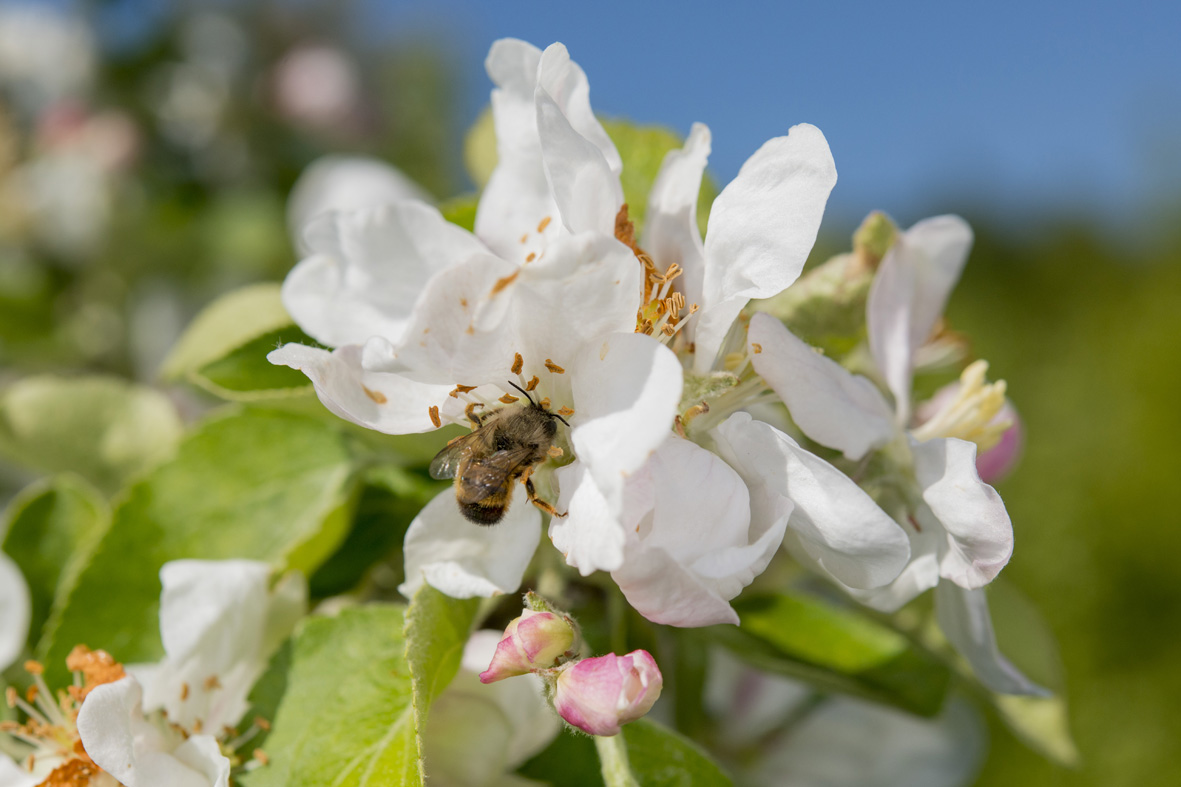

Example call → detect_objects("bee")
429 383 568 525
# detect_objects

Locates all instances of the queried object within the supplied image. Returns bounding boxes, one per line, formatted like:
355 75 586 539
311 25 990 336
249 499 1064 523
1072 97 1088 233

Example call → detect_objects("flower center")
613 204 698 347
0 648 124 786
910 360 1010 451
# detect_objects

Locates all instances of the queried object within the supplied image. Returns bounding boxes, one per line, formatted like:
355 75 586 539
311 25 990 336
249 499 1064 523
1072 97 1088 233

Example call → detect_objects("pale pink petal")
935 583 1047 696
642 122 710 341
611 437 787 627
695 124 836 372
867 215 973 422
400 490 540 599
284 203 488 348
268 343 453 435
553 651 662 736
715 413 910 590
913 438 1013 589
749 313 895 460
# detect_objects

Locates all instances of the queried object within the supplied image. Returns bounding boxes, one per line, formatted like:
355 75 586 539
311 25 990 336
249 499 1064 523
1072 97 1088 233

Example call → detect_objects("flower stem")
595 733 640 787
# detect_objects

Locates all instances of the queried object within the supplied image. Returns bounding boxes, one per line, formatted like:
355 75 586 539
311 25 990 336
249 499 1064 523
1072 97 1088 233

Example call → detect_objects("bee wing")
429 432 483 480
456 446 536 504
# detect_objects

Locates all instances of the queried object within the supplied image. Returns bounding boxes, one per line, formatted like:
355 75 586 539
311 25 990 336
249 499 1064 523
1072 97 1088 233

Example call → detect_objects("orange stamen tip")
499 394 520 404
511 353 524 374
519 233 528 244
204 675 222 691
537 216 552 233
491 269 520 295
254 749 270 766
429 406 442 428
548 445 564 458
23 660 44 676
557 406 575 417
544 359 565 374
751 343 762 354
362 385 387 404
449 384 477 398
525 252 536 262
525 375 540 391
539 397 551 409
255 716 271 731
181 683 190 701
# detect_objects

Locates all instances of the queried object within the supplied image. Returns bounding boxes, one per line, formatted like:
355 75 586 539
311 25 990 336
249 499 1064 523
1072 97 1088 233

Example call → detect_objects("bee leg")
525 475 566 518
465 401 486 427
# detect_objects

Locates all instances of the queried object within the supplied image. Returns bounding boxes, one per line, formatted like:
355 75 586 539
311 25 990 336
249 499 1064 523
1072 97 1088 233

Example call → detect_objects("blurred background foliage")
0 1 1178 785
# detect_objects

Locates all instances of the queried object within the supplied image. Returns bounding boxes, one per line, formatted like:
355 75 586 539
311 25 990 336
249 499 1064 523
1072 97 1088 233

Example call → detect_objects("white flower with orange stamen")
745 216 1041 694
271 39 683 601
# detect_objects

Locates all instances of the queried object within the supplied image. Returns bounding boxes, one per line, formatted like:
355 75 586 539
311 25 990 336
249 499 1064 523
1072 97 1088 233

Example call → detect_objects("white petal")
749 313 895 460
535 44 621 175
262 571 308 657
569 332 682 506
715 413 909 590
391 232 641 394
642 122 710 343
0 552 30 672
476 39 556 258
284 203 488 348
535 86 622 237
143 560 280 731
695 124 837 372
867 215 973 421
0 755 38 787
171 736 232 787
287 155 432 253
847 532 941 613
77 677 213 787
551 461 627 575
400 491 540 599
935 583 1047 696
913 438 1013 588
268 343 453 434
611 437 785 627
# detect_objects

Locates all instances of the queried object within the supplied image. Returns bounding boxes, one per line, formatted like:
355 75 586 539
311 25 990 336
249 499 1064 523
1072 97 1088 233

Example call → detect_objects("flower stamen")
911 360 1009 450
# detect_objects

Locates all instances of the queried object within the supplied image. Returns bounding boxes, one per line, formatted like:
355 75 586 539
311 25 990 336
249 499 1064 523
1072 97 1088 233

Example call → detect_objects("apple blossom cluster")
0 560 303 787
270 37 1035 696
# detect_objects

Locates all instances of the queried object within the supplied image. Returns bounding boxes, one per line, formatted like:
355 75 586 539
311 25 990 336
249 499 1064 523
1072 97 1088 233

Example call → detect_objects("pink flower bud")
553 650 662 736
478 610 574 684
975 400 1023 484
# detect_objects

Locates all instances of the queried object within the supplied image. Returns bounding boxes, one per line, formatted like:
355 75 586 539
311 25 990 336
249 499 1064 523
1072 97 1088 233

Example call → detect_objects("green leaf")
40 409 359 683
308 467 439 599
715 592 951 716
190 325 318 400
161 283 293 381
1 476 109 650
519 730 602 787
620 719 732 787
238 605 418 787
404 585 479 781
462 107 497 189
439 194 479 233
601 120 717 238
0 376 182 494
994 694 1079 768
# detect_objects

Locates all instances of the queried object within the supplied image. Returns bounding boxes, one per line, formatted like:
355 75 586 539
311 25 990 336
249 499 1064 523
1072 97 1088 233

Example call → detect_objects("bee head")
507 380 570 427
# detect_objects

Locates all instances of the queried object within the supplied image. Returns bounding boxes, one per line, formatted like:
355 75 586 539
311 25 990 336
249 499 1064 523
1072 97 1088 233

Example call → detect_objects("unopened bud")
975 399 1023 483
553 650 662 736
478 610 575 684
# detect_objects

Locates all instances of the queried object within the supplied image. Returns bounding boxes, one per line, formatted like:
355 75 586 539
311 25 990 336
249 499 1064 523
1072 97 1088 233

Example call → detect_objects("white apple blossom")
270 39 682 603
746 217 1041 694
74 559 306 787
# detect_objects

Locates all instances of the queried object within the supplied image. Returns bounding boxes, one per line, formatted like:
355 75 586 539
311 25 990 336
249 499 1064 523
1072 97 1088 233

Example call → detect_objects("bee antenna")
506 380 536 405
551 412 570 428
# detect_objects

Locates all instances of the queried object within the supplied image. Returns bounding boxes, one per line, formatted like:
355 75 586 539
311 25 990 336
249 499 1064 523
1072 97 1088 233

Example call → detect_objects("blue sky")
363 0 1181 235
